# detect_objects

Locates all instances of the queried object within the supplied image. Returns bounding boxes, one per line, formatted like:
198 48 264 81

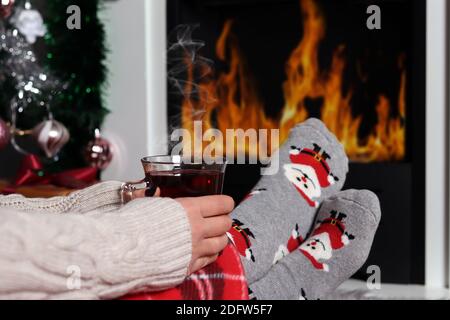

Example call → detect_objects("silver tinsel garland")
0 16 66 156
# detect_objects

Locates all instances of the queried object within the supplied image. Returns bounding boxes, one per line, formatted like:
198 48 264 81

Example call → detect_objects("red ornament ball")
84 130 113 170
0 118 11 150
0 0 15 19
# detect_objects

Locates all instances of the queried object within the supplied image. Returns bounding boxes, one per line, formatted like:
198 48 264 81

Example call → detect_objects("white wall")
448 0 450 291
100 0 167 181
447 0 450 291
426 0 448 288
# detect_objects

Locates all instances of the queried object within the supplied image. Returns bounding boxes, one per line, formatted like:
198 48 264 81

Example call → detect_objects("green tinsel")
44 0 109 171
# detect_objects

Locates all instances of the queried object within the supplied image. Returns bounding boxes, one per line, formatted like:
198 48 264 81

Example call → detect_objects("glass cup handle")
120 177 156 204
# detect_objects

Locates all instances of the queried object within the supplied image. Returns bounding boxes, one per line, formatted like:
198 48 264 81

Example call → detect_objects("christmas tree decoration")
1 0 108 174
0 21 60 120
11 154 97 189
32 118 70 158
0 118 11 150
10 1 46 44
84 129 112 170
45 0 109 171
1 22 64 158
0 0 14 19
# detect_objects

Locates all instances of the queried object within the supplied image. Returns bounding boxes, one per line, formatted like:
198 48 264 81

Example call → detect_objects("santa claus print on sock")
227 219 256 262
243 188 267 201
299 210 354 272
273 224 304 265
284 143 339 208
299 288 308 300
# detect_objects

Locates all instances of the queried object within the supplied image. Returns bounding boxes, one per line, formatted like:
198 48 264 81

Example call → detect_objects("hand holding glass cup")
120 155 231 275
120 155 227 203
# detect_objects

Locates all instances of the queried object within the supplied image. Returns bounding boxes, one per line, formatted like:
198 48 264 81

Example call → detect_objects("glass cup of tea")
120 155 227 203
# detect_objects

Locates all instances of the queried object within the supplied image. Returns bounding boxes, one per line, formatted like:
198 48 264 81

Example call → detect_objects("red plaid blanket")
122 243 249 300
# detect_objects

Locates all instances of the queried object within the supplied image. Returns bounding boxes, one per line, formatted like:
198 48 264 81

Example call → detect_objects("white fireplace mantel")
101 0 168 181
426 0 449 289
100 0 450 289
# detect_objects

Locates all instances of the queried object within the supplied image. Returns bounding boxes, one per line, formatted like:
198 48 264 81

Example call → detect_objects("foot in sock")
228 118 349 283
248 189 381 300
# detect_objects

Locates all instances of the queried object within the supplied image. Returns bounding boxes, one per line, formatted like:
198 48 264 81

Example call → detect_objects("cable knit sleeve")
0 181 124 214
0 197 192 300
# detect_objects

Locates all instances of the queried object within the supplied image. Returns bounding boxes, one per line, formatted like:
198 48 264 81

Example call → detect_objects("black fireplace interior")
167 0 426 284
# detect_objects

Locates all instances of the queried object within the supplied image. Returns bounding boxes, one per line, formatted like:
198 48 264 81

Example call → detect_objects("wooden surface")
0 180 75 198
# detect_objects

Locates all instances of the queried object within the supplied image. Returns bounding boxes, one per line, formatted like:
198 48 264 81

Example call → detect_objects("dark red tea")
147 169 224 198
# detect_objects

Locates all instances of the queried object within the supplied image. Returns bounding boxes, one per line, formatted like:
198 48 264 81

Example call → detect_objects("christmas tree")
0 0 108 172
45 0 109 170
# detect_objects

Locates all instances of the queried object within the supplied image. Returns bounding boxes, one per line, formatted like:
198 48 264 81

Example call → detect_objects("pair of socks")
228 118 381 300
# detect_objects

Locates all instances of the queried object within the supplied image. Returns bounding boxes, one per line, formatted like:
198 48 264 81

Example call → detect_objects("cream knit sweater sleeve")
0 183 192 300
0 181 126 214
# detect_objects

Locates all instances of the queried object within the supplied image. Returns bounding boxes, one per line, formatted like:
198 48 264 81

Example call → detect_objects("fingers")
197 195 235 217
204 215 233 238
178 195 234 276
198 234 229 257
189 254 220 275
133 187 160 198
189 234 230 274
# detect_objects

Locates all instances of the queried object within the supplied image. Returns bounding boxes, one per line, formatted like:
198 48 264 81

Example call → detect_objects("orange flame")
181 0 405 162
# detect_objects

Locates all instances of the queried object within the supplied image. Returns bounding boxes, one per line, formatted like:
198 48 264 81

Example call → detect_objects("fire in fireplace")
167 0 426 284
180 0 406 163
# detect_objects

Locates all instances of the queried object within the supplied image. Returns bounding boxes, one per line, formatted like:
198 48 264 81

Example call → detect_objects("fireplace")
167 0 426 284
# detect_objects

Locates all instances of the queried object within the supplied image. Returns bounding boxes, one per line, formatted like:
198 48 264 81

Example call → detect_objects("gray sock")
249 189 382 300
228 118 348 283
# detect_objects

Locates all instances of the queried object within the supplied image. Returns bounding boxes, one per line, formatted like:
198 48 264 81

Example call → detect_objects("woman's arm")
0 181 124 214
0 197 192 299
